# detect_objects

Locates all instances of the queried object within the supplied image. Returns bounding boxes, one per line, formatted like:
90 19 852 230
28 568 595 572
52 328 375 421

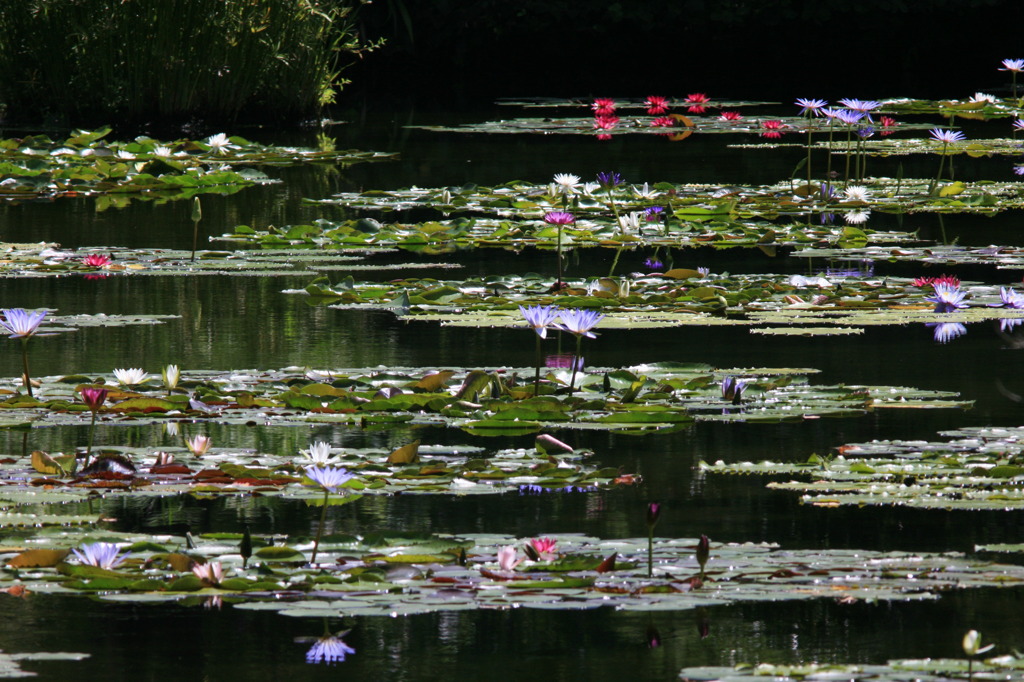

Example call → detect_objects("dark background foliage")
346 0 1024 106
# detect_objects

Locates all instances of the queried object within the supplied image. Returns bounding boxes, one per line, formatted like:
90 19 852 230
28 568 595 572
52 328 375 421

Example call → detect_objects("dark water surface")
1 105 1023 679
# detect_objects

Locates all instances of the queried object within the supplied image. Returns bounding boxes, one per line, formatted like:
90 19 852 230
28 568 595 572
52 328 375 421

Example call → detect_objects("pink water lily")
497 546 523 571
529 537 558 560
82 254 111 267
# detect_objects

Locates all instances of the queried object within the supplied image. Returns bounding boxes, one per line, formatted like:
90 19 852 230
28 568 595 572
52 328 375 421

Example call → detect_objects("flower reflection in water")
306 634 356 665
928 322 968 343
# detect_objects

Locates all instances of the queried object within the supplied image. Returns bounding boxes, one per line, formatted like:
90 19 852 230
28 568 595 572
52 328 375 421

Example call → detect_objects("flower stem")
805 118 813 190
310 488 329 565
568 334 583 393
20 338 32 398
533 333 542 395
647 529 654 578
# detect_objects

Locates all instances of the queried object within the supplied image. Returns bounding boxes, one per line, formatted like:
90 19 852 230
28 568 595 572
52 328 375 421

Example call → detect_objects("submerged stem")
533 333 542 394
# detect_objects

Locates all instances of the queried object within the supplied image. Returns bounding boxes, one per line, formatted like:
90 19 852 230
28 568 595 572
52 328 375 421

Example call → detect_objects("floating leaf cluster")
0 127 395 206
701 425 1024 510
3 532 1023 617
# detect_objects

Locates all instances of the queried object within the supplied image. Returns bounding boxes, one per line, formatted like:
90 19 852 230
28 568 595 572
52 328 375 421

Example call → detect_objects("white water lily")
113 367 149 386
162 364 180 390
581 181 601 196
844 209 871 225
192 560 224 585
962 630 994 656
186 434 211 456
969 92 997 103
116 150 135 160
206 133 237 155
152 146 172 157
618 212 642 233
632 182 659 199
843 185 871 202
301 441 335 463
552 173 581 195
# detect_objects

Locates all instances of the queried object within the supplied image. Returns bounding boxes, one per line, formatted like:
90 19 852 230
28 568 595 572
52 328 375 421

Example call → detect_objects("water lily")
1001 58 1024 98
73 542 128 569
879 116 898 136
650 116 674 128
592 115 619 131
0 308 46 339
1 308 48 398
962 628 994 681
696 535 710 580
834 109 865 126
596 171 623 190
760 120 786 138
930 128 966 144
543 211 574 226
82 254 111 267
78 386 109 470
718 111 742 121
543 212 574 290
930 322 968 344
795 97 827 116
80 387 108 412
644 95 669 114
913 275 959 288
303 464 355 564
528 537 558 561
186 435 211 456
1001 287 1024 309
644 205 664 222
205 133 237 155
162 364 179 391
556 308 604 340
590 98 616 116
926 282 968 312
843 185 871 202
552 173 581 197
497 546 523 571
697 266 710 278
519 304 560 340
844 209 870 225
685 92 709 113
307 635 356 665
152 146 172 157
837 98 881 122
644 257 663 270
304 465 353 491
113 367 149 386
556 308 604 392
192 560 224 586
721 376 746 404
302 441 335 464
970 92 997 103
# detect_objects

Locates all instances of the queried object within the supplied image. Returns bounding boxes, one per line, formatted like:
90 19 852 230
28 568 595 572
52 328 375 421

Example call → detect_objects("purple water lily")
519 304 561 339
926 283 968 313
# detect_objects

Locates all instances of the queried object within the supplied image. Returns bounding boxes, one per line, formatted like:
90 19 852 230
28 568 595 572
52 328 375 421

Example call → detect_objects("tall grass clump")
0 0 377 124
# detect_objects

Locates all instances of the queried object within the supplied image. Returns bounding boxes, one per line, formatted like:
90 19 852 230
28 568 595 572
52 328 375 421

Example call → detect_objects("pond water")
1 103 1024 679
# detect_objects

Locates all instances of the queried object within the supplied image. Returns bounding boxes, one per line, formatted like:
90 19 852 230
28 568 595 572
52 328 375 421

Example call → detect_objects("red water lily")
82 254 112 267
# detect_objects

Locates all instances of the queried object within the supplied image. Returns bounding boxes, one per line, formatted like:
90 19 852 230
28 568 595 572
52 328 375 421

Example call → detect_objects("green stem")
843 126 853 187
805 118 813 190
607 247 623 277
86 410 97 459
310 488 329 564
191 219 199 262
825 119 836 192
647 529 654 578
533 333 542 395
19 338 31 398
932 142 948 194
568 335 583 393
